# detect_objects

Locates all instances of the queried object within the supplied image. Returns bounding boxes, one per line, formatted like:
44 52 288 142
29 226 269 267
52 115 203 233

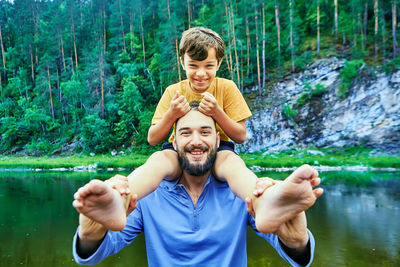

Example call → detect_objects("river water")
0 170 399 266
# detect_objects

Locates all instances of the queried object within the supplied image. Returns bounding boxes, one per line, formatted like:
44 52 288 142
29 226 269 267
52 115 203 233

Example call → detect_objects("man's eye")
202 131 210 135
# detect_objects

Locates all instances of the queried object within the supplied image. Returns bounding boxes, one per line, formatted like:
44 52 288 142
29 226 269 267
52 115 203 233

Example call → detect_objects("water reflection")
0 170 399 266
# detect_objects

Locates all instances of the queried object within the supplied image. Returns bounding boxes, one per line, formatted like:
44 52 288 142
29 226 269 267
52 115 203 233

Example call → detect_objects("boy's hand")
200 92 220 117
105 175 137 215
170 91 190 120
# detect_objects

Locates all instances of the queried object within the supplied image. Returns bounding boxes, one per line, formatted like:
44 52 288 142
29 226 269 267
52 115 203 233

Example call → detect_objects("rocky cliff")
238 58 400 154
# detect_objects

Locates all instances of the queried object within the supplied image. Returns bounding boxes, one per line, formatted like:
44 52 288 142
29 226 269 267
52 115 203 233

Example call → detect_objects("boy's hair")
179 27 225 63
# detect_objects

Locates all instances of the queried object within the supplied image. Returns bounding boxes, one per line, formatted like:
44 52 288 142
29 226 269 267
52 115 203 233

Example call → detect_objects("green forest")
0 0 399 156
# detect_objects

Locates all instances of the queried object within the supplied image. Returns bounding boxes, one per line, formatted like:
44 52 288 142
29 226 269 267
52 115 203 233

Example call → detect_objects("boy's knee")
217 150 241 164
148 150 177 166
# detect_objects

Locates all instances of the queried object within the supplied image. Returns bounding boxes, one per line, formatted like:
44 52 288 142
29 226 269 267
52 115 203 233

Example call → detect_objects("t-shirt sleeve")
222 80 252 122
152 85 176 125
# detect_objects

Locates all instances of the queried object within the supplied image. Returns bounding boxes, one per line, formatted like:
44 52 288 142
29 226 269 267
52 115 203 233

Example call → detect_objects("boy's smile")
181 48 221 93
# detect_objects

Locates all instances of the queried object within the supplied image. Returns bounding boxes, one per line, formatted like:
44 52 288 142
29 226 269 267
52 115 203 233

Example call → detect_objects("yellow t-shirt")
152 77 252 142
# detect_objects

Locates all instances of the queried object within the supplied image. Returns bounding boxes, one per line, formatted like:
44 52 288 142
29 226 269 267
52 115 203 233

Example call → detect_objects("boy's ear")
180 57 186 70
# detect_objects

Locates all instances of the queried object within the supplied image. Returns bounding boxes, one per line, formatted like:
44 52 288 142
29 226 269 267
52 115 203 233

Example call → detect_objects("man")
72 101 323 266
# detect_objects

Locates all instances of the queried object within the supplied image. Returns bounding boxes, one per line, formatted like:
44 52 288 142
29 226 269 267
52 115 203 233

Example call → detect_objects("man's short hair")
179 27 225 63
175 101 216 134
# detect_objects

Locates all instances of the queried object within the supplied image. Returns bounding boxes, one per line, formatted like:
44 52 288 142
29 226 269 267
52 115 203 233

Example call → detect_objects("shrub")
338 59 365 99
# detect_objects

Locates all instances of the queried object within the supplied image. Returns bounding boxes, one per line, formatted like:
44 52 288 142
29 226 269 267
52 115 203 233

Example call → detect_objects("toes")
310 177 321 187
313 187 324 198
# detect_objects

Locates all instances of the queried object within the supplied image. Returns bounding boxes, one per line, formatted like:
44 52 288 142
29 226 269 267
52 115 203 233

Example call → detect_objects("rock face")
239 58 400 154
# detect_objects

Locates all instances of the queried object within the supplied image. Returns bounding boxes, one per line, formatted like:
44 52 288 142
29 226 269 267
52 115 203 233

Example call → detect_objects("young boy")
75 27 285 234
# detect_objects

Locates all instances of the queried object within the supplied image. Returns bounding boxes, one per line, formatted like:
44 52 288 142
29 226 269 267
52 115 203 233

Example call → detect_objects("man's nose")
190 132 202 146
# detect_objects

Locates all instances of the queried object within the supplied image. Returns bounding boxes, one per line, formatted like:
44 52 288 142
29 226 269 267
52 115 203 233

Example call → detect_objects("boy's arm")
200 92 246 144
148 91 190 146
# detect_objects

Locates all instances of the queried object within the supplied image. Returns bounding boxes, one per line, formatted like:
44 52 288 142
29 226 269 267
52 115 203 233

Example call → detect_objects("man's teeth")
191 151 203 155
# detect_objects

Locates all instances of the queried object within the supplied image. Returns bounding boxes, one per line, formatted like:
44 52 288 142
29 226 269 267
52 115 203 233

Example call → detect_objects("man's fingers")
245 197 256 218
253 177 276 196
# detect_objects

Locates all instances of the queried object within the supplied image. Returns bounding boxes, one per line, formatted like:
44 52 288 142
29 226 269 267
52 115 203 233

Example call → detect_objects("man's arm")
76 214 107 258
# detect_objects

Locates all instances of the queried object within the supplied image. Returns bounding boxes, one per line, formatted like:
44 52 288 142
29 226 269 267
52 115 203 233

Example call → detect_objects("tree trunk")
176 39 181 81
289 0 295 73
187 0 191 28
140 8 146 66
374 0 379 59
47 65 55 121
254 6 261 94
0 25 5 83
363 2 368 50
317 0 320 56
103 10 107 53
381 4 386 58
334 0 338 38
100 52 105 118
72 22 78 71
118 0 126 52
275 1 281 74
60 32 66 72
229 4 241 91
29 44 35 87
262 3 266 89
225 5 233 77
245 6 250 79
393 0 397 58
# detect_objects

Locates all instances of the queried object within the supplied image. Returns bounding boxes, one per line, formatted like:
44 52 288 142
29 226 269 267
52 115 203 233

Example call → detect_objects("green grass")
0 154 148 170
0 147 399 170
240 147 400 169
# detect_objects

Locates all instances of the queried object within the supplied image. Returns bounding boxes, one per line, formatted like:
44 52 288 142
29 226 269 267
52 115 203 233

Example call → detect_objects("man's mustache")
183 145 209 153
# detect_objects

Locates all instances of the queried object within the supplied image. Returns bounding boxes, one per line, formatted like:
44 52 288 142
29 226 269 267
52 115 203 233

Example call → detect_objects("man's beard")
177 144 217 176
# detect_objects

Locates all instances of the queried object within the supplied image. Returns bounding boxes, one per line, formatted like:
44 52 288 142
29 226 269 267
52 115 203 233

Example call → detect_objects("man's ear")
180 57 186 70
172 134 177 150
216 132 220 148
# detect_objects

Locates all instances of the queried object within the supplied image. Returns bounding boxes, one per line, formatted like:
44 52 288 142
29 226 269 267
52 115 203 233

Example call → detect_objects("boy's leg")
127 149 180 200
214 151 323 234
73 150 181 231
252 164 323 234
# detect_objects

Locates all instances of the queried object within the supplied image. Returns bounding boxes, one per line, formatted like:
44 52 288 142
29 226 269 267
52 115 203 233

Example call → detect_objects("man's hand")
245 177 309 250
169 91 190 120
105 175 137 215
245 177 276 218
199 92 221 117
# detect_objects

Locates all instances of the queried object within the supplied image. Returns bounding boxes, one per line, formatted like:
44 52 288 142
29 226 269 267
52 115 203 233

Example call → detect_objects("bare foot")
73 179 128 231
253 164 323 234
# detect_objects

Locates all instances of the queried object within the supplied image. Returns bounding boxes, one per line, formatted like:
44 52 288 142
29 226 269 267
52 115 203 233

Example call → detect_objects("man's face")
180 47 221 93
173 110 219 176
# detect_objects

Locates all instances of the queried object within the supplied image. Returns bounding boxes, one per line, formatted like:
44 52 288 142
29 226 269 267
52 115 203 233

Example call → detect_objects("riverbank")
1 147 399 171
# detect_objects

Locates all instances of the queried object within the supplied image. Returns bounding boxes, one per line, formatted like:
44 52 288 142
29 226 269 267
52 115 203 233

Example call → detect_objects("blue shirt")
73 174 315 266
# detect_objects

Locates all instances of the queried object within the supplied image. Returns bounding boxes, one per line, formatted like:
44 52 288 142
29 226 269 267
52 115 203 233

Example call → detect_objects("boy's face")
180 47 221 93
